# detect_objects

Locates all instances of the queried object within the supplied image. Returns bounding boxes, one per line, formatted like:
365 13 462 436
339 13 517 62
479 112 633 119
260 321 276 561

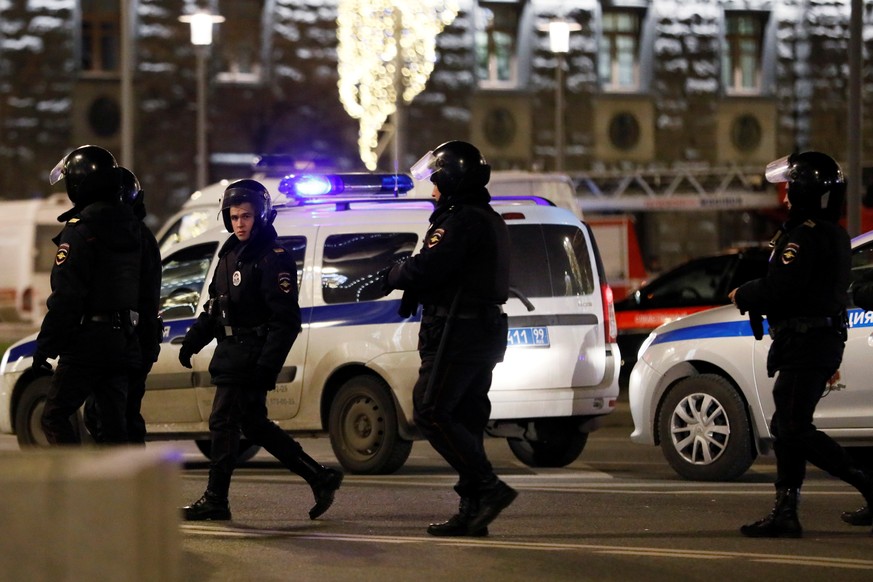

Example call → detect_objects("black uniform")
734 216 852 489
386 187 510 503
84 217 162 443
181 223 307 499
38 201 143 444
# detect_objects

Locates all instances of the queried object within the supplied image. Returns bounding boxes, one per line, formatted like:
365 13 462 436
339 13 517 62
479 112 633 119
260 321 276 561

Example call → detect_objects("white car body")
1 178 619 474
629 229 873 481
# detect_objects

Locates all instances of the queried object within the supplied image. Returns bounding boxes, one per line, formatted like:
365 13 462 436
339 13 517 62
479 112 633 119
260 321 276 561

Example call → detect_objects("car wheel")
195 438 261 464
658 374 755 481
328 375 412 475
15 375 53 447
507 418 589 467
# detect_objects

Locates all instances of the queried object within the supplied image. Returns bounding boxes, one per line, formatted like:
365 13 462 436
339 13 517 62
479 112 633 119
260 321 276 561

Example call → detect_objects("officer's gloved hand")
253 366 278 391
31 351 52 373
379 267 395 297
179 343 194 369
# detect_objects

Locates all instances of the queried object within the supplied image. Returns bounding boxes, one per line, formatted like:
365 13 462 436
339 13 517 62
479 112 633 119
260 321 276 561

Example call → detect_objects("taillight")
601 283 617 343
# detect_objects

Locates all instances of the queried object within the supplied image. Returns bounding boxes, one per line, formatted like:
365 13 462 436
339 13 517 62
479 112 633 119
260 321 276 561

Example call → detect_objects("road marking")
179 525 873 570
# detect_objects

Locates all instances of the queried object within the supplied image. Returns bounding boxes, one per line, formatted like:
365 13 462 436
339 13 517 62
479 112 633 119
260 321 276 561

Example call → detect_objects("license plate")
507 326 550 347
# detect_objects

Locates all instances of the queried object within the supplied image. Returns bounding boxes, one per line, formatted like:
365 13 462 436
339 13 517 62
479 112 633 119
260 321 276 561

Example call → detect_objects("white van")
0 194 74 323
1 173 620 474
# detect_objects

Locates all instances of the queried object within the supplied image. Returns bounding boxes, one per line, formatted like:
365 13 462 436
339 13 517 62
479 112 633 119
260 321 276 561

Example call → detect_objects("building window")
598 9 641 91
81 0 120 73
216 0 264 84
723 12 765 94
475 2 521 88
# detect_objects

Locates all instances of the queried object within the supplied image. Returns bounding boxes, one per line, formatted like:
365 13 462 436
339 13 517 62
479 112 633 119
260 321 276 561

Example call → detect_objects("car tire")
195 439 261 464
328 375 412 475
15 373 87 447
506 418 589 468
658 374 756 481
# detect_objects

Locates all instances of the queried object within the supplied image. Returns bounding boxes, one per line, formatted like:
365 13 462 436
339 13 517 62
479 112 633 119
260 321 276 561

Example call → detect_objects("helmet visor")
765 155 792 184
49 156 66 185
410 151 439 181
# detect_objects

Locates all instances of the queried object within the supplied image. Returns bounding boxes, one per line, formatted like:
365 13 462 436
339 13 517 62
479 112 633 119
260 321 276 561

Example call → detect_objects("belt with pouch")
83 310 139 328
768 316 844 338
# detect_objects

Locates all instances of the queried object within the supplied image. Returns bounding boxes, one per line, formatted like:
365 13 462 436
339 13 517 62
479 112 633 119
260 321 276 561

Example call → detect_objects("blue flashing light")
278 173 414 205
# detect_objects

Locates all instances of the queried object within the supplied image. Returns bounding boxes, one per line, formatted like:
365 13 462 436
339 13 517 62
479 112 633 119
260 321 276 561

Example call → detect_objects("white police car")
0 172 620 474
629 229 873 481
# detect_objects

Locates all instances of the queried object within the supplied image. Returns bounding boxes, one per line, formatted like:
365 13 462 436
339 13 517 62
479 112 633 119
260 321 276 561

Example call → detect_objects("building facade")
0 0 870 269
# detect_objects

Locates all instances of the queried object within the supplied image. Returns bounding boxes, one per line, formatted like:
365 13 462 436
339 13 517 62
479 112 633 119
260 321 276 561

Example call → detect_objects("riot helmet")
220 179 275 232
410 140 491 200
50 145 118 206
118 167 143 206
765 151 845 219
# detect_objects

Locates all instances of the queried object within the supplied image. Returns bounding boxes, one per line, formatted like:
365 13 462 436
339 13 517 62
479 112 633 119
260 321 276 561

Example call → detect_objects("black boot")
292 452 344 520
427 497 489 537
183 490 231 521
840 468 873 527
841 506 872 526
308 466 344 520
466 479 518 533
740 488 802 538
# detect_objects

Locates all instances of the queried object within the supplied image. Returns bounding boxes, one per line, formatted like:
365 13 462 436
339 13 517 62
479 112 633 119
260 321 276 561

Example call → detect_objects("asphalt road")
160 425 873 582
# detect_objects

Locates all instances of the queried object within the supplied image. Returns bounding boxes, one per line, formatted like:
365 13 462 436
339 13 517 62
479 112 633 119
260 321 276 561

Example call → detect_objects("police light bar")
277 173 414 205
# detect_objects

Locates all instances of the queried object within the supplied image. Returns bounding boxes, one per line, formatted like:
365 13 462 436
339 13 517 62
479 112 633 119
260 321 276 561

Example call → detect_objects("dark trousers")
42 362 128 444
206 382 308 498
771 366 856 489
84 363 152 444
412 356 498 499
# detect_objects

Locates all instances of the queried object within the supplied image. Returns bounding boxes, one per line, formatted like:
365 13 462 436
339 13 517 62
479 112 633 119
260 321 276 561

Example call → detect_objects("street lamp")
179 10 225 190
546 20 580 172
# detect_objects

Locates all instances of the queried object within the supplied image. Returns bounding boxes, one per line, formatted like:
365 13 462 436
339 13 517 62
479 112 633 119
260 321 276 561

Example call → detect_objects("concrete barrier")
0 446 182 582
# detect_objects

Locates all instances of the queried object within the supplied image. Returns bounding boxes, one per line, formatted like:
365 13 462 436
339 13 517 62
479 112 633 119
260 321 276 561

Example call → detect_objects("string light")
337 0 458 170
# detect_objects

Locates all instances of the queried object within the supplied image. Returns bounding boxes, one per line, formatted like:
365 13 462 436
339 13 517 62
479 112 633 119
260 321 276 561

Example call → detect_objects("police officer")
179 179 342 521
383 140 516 536
729 151 873 537
35 145 144 444
83 168 162 444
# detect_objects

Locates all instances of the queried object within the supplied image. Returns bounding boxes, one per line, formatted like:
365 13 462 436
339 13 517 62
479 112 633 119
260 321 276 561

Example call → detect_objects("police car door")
142 240 220 429
302 217 424 427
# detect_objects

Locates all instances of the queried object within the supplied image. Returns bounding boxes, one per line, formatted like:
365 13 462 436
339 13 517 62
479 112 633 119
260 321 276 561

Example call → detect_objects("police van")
0 172 620 474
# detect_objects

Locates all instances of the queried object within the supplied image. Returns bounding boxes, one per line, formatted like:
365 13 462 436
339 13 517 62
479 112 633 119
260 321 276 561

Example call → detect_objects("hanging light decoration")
337 0 458 170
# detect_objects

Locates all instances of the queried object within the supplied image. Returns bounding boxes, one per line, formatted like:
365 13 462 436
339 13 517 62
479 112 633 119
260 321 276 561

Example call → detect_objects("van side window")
322 233 418 304
508 225 595 297
158 243 218 320
277 236 307 287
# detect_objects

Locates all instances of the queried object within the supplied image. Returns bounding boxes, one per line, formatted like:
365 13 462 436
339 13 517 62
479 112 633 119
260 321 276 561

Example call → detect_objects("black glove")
31 351 52 373
178 343 194 369
380 267 395 297
253 366 278 391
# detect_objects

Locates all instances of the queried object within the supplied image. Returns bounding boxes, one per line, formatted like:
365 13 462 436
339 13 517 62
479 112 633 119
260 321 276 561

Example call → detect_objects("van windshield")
507 224 595 298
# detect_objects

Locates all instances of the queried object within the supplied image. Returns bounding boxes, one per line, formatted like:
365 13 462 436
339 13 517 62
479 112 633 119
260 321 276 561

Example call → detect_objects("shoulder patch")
781 242 800 264
68 217 80 224
427 228 445 248
55 243 70 266
278 272 293 293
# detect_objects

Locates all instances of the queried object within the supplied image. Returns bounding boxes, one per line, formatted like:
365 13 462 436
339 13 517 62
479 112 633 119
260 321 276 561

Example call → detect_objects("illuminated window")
216 0 264 84
81 0 119 73
723 12 766 94
598 9 641 91
475 2 521 88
